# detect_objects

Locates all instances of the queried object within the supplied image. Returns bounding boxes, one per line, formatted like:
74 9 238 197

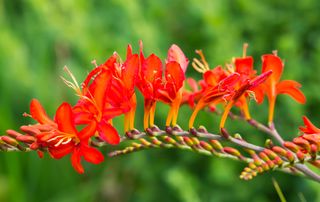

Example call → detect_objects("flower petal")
80 144 104 164
98 121 120 145
299 116 320 134
122 54 139 90
261 54 283 83
48 143 74 159
165 61 185 91
78 120 97 141
71 147 84 174
276 80 306 104
235 56 255 77
55 103 77 134
30 99 55 125
167 44 189 73
142 54 163 83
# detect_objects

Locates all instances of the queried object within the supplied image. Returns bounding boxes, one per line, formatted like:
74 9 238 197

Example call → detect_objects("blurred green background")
1 0 320 201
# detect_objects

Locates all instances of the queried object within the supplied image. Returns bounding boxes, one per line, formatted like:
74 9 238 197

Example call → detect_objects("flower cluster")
1 42 319 183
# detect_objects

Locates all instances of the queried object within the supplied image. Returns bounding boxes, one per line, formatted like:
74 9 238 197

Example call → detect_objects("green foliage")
0 0 319 201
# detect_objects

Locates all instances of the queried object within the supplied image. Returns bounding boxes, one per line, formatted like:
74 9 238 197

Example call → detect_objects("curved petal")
30 99 55 125
71 147 84 174
48 143 74 159
276 80 306 104
167 44 189 73
98 121 120 145
299 116 320 134
122 54 139 90
78 120 97 141
142 54 162 83
165 61 185 91
89 70 112 110
235 56 255 77
261 54 283 83
55 103 77 134
252 85 265 104
80 144 104 164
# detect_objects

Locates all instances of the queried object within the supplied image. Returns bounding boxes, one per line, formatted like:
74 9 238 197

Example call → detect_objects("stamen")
61 66 82 96
91 59 98 67
192 50 210 73
272 50 278 56
243 43 249 58
23 112 32 118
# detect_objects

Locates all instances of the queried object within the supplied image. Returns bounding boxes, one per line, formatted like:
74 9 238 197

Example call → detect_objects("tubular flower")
299 116 320 134
138 43 188 128
231 43 256 120
30 100 104 174
254 53 306 125
187 46 272 129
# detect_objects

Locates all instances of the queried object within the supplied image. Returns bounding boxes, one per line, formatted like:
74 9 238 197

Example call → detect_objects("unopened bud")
283 141 299 152
293 138 310 152
139 138 151 147
16 135 36 144
273 156 283 165
162 136 176 144
150 137 162 146
286 151 295 162
1 136 19 146
6 129 22 138
223 147 242 158
259 152 270 161
265 139 274 148
272 146 287 156
263 149 278 159
183 137 194 147
191 137 200 145
199 141 213 151
296 150 305 162
210 140 223 150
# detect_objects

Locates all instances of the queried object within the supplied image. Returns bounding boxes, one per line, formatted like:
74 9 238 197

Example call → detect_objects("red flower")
30 100 104 174
138 43 188 128
254 53 306 124
299 116 320 134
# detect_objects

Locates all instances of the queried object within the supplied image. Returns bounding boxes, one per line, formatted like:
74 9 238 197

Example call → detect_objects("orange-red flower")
254 53 306 125
138 43 188 128
299 116 320 134
30 100 104 174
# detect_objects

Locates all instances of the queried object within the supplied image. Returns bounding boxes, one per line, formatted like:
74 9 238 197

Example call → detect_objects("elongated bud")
272 146 287 156
285 151 295 162
293 138 310 152
139 138 151 147
223 147 242 158
273 156 283 165
266 160 275 168
210 140 223 150
283 141 300 152
20 125 41 136
259 152 270 162
150 137 162 146
162 136 177 144
183 137 194 147
16 135 36 144
263 149 278 159
191 137 200 145
199 141 213 151
6 130 23 138
1 136 19 146
296 150 305 162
